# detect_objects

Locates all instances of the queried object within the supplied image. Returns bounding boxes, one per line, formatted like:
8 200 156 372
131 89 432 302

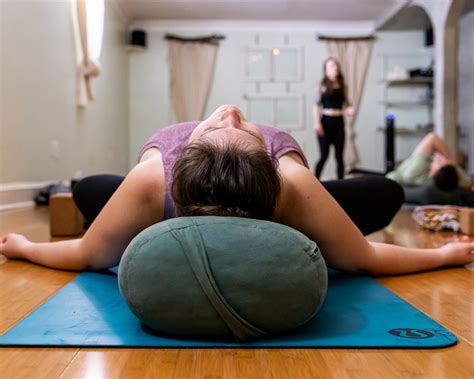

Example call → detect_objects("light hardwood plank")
58 349 179 379
0 348 78 379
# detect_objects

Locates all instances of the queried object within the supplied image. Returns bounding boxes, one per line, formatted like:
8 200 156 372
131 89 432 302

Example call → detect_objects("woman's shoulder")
131 157 166 202
278 151 306 167
273 157 313 221
256 125 309 167
139 122 200 162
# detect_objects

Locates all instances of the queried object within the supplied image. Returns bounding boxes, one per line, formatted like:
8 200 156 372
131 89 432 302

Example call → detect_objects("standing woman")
314 57 355 179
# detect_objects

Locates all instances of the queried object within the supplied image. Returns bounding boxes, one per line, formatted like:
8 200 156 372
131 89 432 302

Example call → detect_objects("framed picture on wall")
244 46 304 82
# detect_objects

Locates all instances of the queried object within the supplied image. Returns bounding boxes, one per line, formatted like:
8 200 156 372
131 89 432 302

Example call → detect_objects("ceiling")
117 0 474 30
117 0 401 22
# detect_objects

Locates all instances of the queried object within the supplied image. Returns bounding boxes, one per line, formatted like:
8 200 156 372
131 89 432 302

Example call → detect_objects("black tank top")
319 88 345 109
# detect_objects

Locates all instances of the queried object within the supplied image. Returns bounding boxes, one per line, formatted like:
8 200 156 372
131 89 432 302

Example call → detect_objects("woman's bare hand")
314 124 324 137
345 106 356 117
439 239 474 267
0 233 32 260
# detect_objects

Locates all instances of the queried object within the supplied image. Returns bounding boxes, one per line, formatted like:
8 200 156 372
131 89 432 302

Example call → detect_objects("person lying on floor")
386 132 471 191
1 105 473 274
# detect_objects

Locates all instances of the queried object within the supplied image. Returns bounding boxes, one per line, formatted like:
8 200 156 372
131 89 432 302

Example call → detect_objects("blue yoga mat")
0 270 456 348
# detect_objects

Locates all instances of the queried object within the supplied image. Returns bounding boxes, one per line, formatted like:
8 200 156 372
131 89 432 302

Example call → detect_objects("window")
244 46 304 82
85 0 104 61
71 0 105 106
71 0 105 64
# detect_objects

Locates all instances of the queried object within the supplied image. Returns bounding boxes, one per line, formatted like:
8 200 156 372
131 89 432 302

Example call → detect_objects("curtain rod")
164 33 226 45
317 35 376 41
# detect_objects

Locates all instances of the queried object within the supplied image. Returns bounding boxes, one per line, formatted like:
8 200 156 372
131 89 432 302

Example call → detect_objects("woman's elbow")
67 238 103 272
354 245 380 276
69 240 91 271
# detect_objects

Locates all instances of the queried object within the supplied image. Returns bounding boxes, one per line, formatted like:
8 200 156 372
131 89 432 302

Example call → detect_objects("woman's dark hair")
171 140 281 220
432 164 459 191
320 57 346 98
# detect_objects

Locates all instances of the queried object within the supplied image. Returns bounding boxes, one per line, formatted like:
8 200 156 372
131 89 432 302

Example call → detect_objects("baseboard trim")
0 181 56 211
0 201 36 212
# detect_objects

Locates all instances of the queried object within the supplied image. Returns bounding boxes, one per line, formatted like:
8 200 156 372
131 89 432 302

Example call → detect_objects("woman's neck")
327 78 340 87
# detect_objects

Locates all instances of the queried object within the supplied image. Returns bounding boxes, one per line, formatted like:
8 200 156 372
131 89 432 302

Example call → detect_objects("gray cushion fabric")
403 185 467 205
118 216 327 341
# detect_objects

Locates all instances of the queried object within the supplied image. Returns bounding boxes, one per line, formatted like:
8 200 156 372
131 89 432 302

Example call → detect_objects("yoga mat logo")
388 328 434 339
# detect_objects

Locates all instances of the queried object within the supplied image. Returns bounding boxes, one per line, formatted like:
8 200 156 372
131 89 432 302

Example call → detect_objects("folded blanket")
412 205 461 232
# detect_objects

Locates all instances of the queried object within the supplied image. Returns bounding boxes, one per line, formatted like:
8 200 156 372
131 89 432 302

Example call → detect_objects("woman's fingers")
441 241 474 266
454 235 472 242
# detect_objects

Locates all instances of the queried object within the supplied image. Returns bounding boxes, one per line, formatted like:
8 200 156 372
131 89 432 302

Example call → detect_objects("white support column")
412 0 465 154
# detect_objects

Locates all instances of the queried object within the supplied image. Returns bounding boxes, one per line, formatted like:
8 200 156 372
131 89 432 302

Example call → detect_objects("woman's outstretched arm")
367 241 474 275
276 156 474 275
0 159 165 271
413 132 455 161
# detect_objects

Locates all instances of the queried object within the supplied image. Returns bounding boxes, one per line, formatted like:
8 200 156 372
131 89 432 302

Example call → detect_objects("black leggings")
321 176 404 235
72 175 125 229
315 115 345 179
73 174 404 236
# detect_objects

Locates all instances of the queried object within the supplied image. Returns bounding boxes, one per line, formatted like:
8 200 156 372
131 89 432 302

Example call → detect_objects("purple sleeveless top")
138 122 308 219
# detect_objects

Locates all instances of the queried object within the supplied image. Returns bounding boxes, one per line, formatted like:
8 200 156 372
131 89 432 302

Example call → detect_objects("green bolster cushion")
118 216 327 341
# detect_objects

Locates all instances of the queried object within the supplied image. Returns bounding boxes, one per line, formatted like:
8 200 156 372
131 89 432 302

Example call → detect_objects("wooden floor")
0 206 473 379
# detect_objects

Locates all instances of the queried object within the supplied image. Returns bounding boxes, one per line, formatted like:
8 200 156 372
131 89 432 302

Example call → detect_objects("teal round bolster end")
118 216 327 341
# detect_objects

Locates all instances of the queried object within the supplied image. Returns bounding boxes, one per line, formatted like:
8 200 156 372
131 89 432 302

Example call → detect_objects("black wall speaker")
385 114 395 173
425 28 433 47
127 29 147 52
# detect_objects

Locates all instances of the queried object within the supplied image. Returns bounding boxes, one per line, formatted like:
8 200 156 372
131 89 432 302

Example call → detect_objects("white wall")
0 0 129 183
128 28 327 170
458 10 474 175
0 4 436 184
129 26 426 178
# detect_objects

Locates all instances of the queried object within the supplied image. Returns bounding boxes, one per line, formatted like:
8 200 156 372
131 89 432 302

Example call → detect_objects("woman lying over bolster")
1 105 473 274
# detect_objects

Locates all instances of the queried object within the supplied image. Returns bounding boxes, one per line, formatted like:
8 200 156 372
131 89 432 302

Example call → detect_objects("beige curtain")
75 0 103 108
325 38 374 167
168 40 219 122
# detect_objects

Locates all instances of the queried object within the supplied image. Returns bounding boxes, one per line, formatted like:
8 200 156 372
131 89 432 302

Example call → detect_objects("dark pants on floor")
315 115 345 180
73 174 404 236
